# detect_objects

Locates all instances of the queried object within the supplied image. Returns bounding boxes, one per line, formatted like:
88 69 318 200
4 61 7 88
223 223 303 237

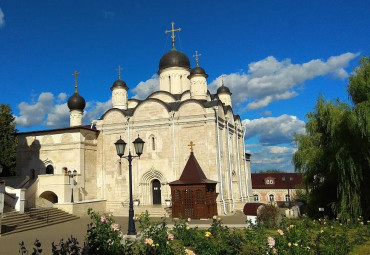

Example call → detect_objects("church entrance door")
152 179 161 204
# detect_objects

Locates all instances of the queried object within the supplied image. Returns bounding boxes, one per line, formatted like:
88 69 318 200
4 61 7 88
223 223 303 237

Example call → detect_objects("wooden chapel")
169 142 218 219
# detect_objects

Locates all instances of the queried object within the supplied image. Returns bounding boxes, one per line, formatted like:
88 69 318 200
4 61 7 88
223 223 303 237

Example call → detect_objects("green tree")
0 104 17 176
293 56 370 220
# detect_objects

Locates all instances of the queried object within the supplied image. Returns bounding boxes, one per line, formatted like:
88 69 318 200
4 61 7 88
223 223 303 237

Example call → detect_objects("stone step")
1 208 79 236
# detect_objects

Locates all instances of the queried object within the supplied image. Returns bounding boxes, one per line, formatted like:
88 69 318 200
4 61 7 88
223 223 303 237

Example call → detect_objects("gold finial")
165 22 181 48
221 74 225 86
116 65 123 80
72 71 80 93
193 50 201 67
188 141 195 152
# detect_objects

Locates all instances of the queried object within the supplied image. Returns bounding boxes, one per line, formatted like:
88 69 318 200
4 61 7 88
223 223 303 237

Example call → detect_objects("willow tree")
0 104 17 176
293 57 370 220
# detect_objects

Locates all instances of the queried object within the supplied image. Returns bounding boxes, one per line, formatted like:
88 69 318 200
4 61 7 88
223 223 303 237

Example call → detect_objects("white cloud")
243 114 305 145
131 75 159 99
57 92 67 103
266 146 297 154
45 103 69 127
15 92 112 128
209 53 359 109
0 8 4 27
84 99 112 124
15 92 54 127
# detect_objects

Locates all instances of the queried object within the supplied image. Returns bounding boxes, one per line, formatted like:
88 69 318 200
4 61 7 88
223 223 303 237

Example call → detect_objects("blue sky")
1 0 369 172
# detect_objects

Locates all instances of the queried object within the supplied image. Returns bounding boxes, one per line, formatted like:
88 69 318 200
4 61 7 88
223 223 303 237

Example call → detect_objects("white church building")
14 24 252 216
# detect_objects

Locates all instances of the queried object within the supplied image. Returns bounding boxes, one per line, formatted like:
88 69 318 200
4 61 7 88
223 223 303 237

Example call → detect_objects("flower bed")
20 209 370 255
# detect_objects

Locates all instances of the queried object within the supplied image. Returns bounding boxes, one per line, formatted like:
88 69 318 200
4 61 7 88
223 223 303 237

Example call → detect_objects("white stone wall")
111 87 128 110
190 75 207 100
70 110 83 127
159 67 191 94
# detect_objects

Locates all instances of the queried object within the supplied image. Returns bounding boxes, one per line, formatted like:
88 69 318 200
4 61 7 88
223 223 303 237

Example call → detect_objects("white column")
226 119 235 212
214 107 227 214
235 125 243 203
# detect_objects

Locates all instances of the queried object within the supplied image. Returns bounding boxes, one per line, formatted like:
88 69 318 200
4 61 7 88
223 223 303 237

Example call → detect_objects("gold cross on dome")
72 71 80 93
193 51 201 67
165 22 181 48
188 141 195 152
116 65 123 80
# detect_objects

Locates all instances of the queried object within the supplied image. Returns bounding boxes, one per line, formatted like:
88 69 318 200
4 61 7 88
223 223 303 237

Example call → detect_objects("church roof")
110 79 129 91
169 152 217 185
16 125 99 135
67 92 86 111
158 48 191 72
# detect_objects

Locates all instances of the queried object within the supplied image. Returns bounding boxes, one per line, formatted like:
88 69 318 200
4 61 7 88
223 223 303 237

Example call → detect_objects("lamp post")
115 135 145 235
68 170 77 203
282 176 293 213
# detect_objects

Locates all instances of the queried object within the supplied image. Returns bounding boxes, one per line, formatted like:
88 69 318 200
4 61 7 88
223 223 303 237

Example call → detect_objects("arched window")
253 194 259 201
269 194 275 202
46 165 54 175
152 136 155 150
285 194 290 202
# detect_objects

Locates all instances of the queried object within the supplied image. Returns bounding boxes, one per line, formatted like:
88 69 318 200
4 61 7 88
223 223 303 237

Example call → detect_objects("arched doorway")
46 165 54 174
39 191 58 207
152 179 161 204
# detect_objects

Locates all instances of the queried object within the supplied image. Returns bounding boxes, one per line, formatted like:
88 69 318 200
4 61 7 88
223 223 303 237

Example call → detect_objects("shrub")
257 204 280 228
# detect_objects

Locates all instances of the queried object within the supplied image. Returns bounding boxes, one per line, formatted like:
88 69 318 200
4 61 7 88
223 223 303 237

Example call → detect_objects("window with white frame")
269 194 275 201
253 194 259 201
285 194 290 202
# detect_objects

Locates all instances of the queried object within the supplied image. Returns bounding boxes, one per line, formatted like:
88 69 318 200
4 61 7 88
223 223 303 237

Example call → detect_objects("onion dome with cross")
158 22 190 73
110 65 129 91
188 50 208 79
67 71 86 111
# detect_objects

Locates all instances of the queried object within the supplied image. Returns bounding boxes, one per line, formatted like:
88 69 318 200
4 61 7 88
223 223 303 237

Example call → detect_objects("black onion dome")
68 92 86 111
188 66 209 79
110 79 129 91
158 48 190 72
217 85 232 95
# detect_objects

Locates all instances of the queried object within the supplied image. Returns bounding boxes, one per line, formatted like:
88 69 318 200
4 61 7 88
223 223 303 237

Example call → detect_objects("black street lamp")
115 135 145 235
68 170 77 203
282 176 293 212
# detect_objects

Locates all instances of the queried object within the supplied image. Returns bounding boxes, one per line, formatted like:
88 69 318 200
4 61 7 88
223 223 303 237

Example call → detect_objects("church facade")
15 25 252 215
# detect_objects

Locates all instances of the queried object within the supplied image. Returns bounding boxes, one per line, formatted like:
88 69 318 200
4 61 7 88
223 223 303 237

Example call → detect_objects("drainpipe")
235 124 244 203
242 125 250 202
226 119 235 212
214 107 227 215
171 111 176 180
126 117 130 152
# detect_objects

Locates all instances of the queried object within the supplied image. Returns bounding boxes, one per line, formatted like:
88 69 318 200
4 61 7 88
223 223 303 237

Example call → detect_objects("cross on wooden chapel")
188 141 195 152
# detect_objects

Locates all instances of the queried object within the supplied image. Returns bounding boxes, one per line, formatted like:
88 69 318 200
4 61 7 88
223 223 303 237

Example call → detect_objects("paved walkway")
0 211 247 255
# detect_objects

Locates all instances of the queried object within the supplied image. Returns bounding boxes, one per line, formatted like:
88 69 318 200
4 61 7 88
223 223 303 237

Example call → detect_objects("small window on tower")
152 136 155 150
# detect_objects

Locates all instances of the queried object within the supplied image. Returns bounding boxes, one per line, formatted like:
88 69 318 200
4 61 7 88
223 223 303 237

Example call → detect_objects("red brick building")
251 173 303 204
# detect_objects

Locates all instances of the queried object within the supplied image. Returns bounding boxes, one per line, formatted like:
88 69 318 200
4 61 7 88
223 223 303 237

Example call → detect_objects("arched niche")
41 135 54 145
177 101 205 117
39 191 58 207
60 134 73 144
102 109 126 124
149 91 176 103
133 100 169 121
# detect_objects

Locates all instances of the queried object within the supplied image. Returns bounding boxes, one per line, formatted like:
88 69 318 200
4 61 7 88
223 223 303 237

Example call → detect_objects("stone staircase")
1 208 79 236
112 205 172 217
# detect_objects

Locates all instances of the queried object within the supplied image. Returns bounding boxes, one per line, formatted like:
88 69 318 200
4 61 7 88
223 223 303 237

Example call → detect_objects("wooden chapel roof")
169 152 217 185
